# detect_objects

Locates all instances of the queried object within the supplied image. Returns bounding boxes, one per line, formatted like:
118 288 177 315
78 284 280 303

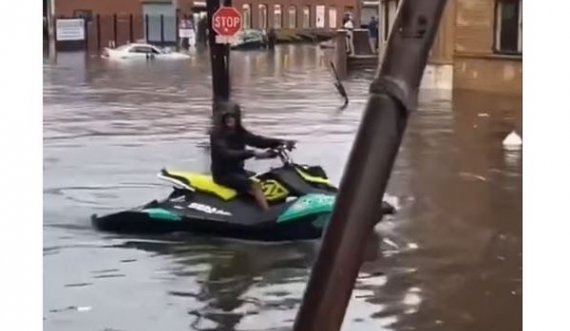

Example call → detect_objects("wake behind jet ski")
92 145 396 241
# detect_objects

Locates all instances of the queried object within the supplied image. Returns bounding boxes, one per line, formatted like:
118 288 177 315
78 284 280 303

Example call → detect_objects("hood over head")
212 100 244 132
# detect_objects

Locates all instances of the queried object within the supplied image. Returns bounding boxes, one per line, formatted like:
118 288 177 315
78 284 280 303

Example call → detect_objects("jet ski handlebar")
269 142 295 164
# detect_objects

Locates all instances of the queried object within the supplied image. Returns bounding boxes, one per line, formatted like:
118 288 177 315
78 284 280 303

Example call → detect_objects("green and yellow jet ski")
92 146 396 241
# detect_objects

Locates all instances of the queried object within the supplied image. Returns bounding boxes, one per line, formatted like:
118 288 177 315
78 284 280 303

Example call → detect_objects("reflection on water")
44 45 521 331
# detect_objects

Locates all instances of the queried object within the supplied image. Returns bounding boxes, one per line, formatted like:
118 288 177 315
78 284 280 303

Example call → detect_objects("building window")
273 4 282 28
315 5 325 28
242 4 251 29
302 6 310 28
288 5 297 29
258 4 267 30
73 9 93 22
494 0 522 55
328 7 337 28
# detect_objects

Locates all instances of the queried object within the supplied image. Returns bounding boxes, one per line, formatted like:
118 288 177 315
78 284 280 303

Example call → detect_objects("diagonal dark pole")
292 1 448 331
206 0 232 104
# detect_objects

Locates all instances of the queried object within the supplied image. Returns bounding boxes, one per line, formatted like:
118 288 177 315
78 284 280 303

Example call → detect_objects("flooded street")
43 45 521 331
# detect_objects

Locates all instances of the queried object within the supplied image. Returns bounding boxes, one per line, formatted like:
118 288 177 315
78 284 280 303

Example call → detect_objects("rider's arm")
211 133 255 160
242 129 284 149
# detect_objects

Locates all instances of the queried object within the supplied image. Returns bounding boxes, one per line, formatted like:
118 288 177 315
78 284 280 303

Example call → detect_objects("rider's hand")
254 150 277 159
283 140 297 150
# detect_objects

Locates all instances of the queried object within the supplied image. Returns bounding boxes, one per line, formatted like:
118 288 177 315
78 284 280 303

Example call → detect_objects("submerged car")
101 43 190 60
230 29 268 50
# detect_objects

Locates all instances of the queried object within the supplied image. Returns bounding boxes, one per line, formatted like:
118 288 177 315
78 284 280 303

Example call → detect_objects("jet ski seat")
158 169 239 201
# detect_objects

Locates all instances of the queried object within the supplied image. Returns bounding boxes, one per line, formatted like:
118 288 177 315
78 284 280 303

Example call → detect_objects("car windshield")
237 30 263 42
245 30 261 37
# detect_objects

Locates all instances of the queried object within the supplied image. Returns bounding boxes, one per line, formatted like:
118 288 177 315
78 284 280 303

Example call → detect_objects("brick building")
452 0 521 94
379 0 522 94
52 0 361 30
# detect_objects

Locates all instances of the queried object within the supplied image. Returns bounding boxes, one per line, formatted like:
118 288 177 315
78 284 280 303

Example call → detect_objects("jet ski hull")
91 194 395 242
92 210 327 241
92 162 396 242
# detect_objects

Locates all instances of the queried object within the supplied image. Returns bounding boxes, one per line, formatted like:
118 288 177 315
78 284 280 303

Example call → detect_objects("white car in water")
102 43 190 60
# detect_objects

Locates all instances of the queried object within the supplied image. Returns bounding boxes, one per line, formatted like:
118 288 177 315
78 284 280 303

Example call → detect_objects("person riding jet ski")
210 101 295 211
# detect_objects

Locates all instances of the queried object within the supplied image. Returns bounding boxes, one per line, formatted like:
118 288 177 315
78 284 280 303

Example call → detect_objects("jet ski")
92 146 396 241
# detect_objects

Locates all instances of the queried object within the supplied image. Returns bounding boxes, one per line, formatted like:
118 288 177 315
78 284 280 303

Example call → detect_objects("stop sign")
212 6 242 37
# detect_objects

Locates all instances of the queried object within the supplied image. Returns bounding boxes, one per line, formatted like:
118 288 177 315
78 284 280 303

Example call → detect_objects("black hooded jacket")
209 104 283 177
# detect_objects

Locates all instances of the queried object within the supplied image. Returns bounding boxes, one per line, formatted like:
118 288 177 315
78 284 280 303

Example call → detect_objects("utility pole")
292 1 449 331
47 0 57 62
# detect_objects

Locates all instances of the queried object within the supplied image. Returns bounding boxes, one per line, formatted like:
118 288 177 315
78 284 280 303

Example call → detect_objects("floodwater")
43 45 522 331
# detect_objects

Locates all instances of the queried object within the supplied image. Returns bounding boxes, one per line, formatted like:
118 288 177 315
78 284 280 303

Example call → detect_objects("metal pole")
160 14 165 45
145 14 149 42
292 1 448 331
96 14 101 50
175 10 180 51
206 0 232 104
113 14 117 47
129 14 134 43
83 16 89 51
47 0 56 62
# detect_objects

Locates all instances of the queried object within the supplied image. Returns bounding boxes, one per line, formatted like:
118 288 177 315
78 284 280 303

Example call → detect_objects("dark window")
73 9 93 22
494 0 522 54
129 46 160 54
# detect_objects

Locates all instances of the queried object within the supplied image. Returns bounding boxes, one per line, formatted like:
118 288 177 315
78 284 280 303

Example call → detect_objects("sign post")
212 6 242 44
47 0 56 61
206 0 241 105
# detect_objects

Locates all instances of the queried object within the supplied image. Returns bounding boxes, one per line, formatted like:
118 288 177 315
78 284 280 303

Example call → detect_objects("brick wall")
233 0 359 30
454 0 495 55
55 0 359 29
453 0 522 94
429 0 455 64
453 56 522 94
55 0 142 16
56 0 358 51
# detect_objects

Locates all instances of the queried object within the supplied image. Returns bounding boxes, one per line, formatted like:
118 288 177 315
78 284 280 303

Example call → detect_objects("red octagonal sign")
212 6 242 37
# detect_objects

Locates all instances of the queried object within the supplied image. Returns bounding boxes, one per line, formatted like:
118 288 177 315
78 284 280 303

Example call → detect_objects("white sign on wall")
316 5 325 28
56 18 85 41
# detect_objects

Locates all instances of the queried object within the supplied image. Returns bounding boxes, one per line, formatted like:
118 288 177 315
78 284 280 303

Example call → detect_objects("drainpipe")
291 1 449 331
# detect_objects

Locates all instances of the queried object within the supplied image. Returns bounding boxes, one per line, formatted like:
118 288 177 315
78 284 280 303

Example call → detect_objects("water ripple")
44 46 521 331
